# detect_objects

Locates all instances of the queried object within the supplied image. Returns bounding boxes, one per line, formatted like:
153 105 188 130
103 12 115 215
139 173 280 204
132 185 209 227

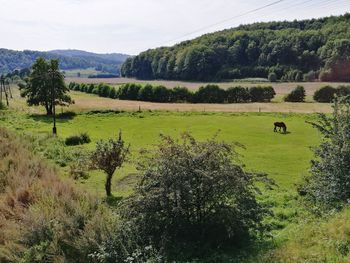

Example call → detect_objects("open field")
66 77 349 95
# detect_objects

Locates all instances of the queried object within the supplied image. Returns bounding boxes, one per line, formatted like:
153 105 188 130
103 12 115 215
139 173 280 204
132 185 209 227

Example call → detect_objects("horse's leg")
274 126 277 132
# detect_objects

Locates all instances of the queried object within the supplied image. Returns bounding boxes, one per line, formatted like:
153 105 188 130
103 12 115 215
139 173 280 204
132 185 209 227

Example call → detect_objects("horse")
274 122 287 133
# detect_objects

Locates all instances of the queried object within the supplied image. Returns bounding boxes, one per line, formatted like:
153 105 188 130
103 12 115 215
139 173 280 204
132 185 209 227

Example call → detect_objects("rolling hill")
0 48 130 75
121 13 350 82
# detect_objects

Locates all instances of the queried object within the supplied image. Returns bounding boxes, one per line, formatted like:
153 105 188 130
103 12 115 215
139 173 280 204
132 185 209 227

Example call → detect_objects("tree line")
121 14 350 82
69 82 276 103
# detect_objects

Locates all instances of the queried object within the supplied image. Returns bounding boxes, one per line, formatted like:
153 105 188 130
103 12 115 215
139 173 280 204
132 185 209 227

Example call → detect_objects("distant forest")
0 49 129 75
121 14 350 82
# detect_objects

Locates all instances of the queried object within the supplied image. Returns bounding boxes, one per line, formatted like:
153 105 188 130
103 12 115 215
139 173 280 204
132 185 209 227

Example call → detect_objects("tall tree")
19 58 72 115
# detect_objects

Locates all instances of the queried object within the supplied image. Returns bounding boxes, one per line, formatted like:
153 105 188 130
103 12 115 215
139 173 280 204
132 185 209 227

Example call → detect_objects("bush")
109 87 117 99
268 72 277 82
0 101 5 110
226 86 250 103
121 133 272 258
118 83 142 100
303 71 318 82
194 85 226 103
87 84 95 93
152 85 171 102
300 96 350 207
284 86 306 102
138 84 154 101
337 85 350 97
313 86 337 103
249 86 275 102
170 87 193 102
65 133 91 146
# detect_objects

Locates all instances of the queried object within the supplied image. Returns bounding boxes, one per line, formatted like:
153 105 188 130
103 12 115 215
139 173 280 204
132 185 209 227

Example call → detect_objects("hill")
0 48 130 75
121 14 350 82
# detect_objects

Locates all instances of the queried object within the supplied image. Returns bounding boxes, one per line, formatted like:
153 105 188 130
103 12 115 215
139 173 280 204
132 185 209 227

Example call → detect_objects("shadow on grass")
28 111 77 124
105 195 123 207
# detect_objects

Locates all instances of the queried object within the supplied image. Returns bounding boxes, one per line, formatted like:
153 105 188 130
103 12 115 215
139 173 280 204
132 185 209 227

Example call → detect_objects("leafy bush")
118 83 142 100
194 85 226 103
170 87 193 102
313 85 337 103
121 133 272 258
300 96 350 207
65 133 91 146
226 86 250 103
337 85 350 97
284 86 306 102
0 101 5 110
249 86 275 102
138 84 154 101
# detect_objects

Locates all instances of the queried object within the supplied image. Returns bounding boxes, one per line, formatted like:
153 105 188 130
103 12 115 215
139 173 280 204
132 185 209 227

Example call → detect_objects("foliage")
91 132 130 196
300 96 350 207
313 85 337 103
249 86 275 102
0 48 128 75
19 58 72 115
284 86 306 102
121 14 350 81
65 132 91 146
70 82 276 104
121 133 272 259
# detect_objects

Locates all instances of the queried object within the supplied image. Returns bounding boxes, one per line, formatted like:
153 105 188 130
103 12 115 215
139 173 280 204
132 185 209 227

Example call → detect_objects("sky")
0 0 349 55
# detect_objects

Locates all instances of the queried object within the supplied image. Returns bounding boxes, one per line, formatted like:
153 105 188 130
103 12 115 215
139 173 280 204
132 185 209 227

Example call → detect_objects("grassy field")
5 83 350 262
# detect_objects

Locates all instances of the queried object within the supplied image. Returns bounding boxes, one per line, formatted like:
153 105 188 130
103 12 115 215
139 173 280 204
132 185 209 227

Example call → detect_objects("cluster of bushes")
313 85 350 103
65 132 91 146
69 82 276 103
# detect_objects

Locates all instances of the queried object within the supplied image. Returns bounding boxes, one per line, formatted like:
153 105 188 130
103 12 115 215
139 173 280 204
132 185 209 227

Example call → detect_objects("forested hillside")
0 49 129 75
121 14 350 82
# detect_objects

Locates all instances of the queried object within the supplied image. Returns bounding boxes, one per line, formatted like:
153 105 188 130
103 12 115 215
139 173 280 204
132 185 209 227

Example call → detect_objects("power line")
160 0 287 46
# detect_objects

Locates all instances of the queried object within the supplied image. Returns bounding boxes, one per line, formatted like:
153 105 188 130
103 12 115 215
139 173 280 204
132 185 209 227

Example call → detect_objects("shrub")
65 133 91 146
337 85 350 97
284 86 306 102
109 87 117 99
303 71 318 82
118 83 142 100
152 85 170 102
121 133 272 258
194 85 226 103
87 84 95 93
138 84 154 102
0 101 5 110
268 72 277 82
170 87 193 102
226 86 250 103
300 96 350 207
249 86 275 102
313 85 337 103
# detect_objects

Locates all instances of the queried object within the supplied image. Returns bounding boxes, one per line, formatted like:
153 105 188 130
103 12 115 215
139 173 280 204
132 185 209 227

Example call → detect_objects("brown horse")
274 122 287 133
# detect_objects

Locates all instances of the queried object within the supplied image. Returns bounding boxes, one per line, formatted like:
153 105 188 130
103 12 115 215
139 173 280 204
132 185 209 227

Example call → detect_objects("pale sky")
0 0 349 55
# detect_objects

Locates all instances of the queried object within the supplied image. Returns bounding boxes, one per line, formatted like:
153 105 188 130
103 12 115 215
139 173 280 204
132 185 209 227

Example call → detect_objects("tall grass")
0 128 117 262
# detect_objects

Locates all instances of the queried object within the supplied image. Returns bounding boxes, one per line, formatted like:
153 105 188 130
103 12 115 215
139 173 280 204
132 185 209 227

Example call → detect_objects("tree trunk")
105 173 113 196
45 103 53 116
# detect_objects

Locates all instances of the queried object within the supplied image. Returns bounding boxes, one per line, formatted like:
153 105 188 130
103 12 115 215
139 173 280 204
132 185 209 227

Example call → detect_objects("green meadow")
1 110 320 195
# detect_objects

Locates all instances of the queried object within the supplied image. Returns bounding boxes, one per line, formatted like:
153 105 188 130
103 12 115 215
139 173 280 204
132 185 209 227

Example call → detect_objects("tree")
19 58 72 115
91 132 129 196
313 86 337 103
122 133 272 257
268 72 277 82
300 96 350 206
284 85 306 102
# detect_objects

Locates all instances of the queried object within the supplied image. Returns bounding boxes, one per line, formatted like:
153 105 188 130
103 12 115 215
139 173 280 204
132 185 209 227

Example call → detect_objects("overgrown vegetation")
313 85 350 103
121 14 350 81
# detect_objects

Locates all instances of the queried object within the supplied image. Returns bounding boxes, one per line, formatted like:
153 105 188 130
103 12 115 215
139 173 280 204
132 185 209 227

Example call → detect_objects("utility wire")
159 0 287 46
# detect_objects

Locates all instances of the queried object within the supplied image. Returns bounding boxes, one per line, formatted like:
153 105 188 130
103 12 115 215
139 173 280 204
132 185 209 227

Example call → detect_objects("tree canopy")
19 58 72 115
122 14 350 82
